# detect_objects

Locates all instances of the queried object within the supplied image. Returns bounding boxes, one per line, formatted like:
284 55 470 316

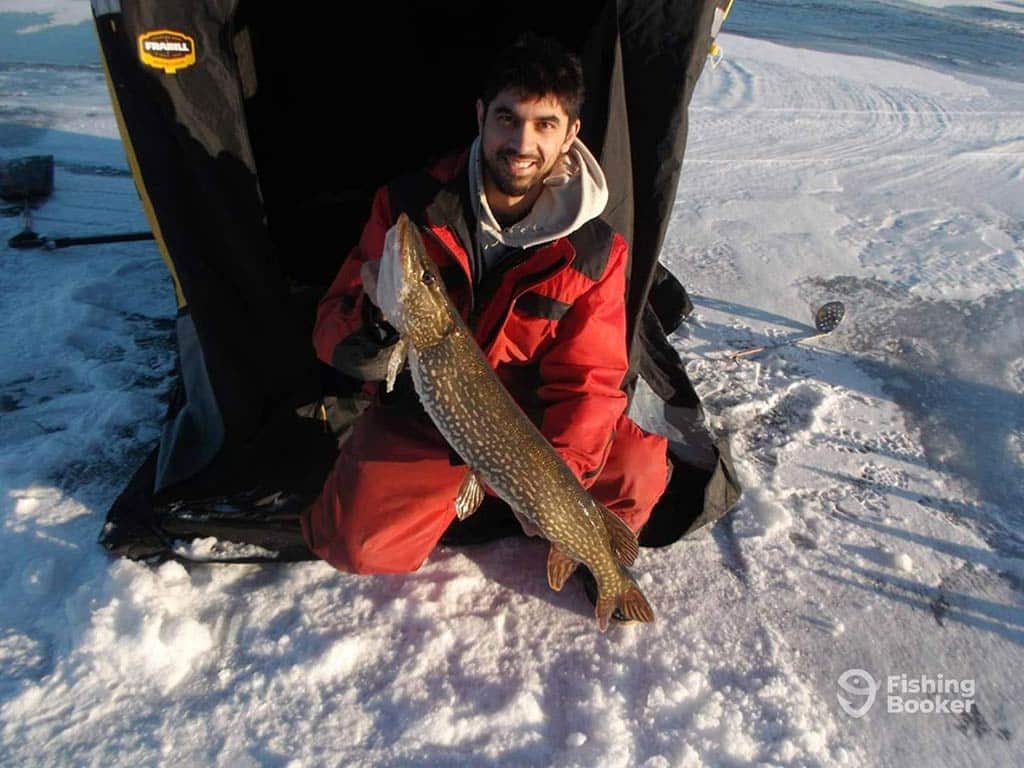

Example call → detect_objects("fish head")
377 213 455 349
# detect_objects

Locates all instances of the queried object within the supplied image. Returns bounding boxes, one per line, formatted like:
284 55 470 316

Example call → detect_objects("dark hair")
481 33 585 122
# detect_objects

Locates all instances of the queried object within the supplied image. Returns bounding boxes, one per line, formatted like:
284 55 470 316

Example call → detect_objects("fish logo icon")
837 669 879 718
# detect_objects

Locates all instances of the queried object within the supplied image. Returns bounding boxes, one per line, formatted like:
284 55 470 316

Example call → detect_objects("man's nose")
506 122 537 154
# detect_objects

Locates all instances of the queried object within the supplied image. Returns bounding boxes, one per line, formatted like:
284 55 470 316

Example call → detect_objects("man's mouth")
502 155 539 174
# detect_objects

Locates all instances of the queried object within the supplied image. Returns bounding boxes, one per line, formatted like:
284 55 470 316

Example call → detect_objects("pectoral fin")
599 505 639 566
385 339 407 393
546 544 579 591
454 470 485 521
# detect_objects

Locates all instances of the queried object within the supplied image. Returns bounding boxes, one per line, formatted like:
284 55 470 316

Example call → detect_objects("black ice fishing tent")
94 0 741 561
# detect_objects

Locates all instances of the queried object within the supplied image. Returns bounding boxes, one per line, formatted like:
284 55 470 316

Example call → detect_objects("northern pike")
376 213 655 631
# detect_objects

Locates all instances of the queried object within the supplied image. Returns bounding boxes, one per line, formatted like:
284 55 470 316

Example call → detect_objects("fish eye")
422 271 434 284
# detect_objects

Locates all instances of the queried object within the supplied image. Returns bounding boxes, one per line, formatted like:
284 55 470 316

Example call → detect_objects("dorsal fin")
599 505 639 566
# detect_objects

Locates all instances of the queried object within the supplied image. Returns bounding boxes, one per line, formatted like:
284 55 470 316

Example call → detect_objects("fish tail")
595 573 655 632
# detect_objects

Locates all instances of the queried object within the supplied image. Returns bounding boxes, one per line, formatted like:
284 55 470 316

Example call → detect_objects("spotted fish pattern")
380 213 655 631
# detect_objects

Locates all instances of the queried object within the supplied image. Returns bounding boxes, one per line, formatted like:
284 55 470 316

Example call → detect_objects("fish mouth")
376 212 453 347
375 215 417 330
396 214 429 295
375 213 434 331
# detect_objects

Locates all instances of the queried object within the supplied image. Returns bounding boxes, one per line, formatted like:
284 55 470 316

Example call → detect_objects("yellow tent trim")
95 17 187 310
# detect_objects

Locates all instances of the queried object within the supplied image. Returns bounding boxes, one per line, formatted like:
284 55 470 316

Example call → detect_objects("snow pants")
301 404 670 574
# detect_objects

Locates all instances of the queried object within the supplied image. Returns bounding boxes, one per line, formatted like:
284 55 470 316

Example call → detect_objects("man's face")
476 89 580 199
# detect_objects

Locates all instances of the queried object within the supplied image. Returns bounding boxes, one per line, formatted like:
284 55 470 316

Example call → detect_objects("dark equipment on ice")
2 153 156 250
3 156 54 249
8 227 155 250
730 301 846 359
93 0 742 561
0 155 54 201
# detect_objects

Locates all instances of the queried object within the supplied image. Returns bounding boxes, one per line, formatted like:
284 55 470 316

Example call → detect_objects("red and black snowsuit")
301 150 670 574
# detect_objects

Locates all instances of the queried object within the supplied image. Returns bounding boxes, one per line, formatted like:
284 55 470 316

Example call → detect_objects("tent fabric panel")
96 0 316 449
618 0 718 369
93 14 186 307
155 312 226 492
578 0 634 251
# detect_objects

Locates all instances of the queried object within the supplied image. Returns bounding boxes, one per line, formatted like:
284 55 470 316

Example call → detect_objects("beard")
483 148 548 197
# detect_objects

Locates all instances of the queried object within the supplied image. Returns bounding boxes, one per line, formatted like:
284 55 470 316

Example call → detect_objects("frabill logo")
138 30 196 74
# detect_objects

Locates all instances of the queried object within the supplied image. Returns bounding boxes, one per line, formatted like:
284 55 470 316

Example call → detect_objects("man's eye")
422 271 434 284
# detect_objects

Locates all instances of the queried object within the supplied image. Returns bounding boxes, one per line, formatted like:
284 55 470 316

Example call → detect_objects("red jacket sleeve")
312 187 394 371
536 233 630 486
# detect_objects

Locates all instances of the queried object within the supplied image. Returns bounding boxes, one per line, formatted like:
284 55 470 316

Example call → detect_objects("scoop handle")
729 331 830 360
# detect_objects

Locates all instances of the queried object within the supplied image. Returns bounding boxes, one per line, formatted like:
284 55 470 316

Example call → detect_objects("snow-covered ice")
2 2 1023 766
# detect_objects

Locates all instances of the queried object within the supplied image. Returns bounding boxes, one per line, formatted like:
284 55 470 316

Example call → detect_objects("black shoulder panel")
567 218 615 281
516 291 572 321
387 167 475 260
386 172 443 226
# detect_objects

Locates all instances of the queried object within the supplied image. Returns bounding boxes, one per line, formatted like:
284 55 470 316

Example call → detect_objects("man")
302 34 671 575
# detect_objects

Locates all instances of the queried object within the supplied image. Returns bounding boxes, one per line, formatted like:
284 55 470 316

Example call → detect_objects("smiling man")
302 33 672 580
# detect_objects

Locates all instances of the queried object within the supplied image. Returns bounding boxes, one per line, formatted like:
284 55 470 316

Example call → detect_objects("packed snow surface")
1 2 1023 766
